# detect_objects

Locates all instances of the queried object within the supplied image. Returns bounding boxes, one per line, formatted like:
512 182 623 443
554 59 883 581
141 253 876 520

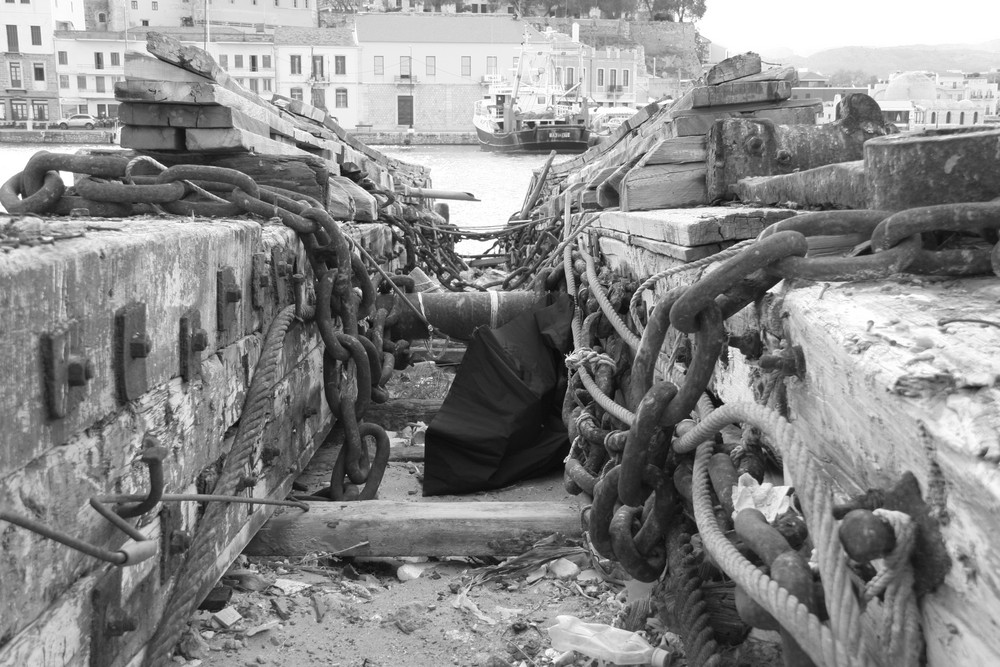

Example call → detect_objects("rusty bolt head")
105 610 137 637
275 260 292 277
225 285 243 303
191 328 209 352
129 333 152 359
291 272 306 284
257 271 272 288
66 355 95 387
169 529 192 554
69 207 91 218
745 135 765 154
775 149 792 164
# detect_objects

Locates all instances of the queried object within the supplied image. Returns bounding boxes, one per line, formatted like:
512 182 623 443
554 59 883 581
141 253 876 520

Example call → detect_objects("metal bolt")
169 529 192 555
225 285 243 303
261 445 282 466
275 260 292 277
257 271 272 288
129 333 152 359
236 474 258 492
105 610 137 637
776 148 792 164
191 328 209 352
66 355 95 387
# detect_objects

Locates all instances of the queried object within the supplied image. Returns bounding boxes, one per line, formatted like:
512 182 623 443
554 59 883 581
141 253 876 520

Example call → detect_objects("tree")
828 69 873 87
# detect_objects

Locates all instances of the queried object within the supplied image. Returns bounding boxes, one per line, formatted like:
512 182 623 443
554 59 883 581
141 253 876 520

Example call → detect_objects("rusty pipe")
380 291 545 341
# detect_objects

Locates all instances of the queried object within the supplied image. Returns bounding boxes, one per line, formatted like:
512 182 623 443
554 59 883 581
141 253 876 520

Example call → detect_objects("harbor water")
1 143 561 256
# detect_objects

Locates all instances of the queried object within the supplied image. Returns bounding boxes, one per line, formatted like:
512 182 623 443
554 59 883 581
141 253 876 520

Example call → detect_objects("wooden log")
119 125 185 150
620 162 707 212
691 81 792 108
124 52 213 83
244 500 583 557
706 96 893 200
705 52 762 86
364 398 442 431
670 99 823 137
644 136 707 165
118 101 233 128
594 206 797 247
734 161 867 209
729 65 799 85
865 127 1000 210
712 277 1000 667
331 176 377 222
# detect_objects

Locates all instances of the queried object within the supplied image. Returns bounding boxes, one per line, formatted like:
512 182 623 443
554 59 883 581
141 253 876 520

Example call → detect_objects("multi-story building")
53 30 128 119
191 0 319 32
2 0 84 126
273 26 359 125
869 71 995 131
354 13 526 131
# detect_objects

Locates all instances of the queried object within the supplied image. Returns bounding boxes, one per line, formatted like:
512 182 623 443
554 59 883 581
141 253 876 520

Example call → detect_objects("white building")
870 71 995 131
273 26 359 126
53 30 132 119
2 0 84 125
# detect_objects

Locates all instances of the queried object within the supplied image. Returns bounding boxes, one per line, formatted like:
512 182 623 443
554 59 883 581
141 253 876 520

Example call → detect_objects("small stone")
211 606 243 629
547 558 580 580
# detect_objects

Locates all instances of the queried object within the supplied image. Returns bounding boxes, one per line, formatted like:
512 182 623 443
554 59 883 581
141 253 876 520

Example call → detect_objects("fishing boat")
472 52 592 153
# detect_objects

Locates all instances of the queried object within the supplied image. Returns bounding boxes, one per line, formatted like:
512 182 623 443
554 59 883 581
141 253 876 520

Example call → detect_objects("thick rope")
146 306 297 666
578 234 641 352
680 402 870 667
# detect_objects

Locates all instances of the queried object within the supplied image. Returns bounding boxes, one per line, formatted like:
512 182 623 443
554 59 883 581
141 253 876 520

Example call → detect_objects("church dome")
881 72 937 101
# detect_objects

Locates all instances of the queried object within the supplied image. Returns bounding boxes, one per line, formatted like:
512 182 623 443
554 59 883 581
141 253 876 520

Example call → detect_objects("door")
397 95 413 127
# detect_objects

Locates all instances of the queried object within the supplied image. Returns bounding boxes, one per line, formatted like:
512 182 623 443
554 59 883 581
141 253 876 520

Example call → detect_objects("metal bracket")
41 320 93 419
216 266 242 340
271 246 295 307
179 308 208 383
251 252 270 309
114 303 150 403
90 569 132 667
158 503 190 586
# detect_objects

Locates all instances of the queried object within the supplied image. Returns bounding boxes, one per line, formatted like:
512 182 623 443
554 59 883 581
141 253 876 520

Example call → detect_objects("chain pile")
550 200 1000 665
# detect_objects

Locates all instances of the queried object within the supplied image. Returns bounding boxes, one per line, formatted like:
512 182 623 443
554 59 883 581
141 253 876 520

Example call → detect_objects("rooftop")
355 13 530 44
274 26 356 46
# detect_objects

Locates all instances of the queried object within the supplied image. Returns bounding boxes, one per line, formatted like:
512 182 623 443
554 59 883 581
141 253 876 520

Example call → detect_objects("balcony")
607 85 624 93
309 76 330 86
394 75 418 84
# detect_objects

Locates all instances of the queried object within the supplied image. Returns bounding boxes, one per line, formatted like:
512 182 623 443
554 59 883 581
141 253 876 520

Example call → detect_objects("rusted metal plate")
215 266 242 345
41 321 93 419
114 302 150 403
178 308 207 383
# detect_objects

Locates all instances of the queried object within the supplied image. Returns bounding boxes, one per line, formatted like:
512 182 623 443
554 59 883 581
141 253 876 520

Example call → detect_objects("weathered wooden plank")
705 52 762 85
124 52 214 84
185 127 314 157
713 277 1000 667
118 101 232 129
620 162 707 212
330 176 377 222
865 127 1000 210
729 65 799 85
734 160 867 209
691 81 792 108
595 207 797 247
119 125 185 150
364 398 442 431
671 99 822 137
595 227 727 262
244 500 583 557
644 135 707 165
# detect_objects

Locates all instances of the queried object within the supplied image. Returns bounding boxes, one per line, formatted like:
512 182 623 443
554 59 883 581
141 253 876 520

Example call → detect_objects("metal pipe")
398 185 480 201
381 290 545 341
0 510 154 566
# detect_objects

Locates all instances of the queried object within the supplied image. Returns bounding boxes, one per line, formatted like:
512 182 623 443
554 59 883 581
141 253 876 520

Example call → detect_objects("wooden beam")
244 500 583 557
185 127 315 157
124 52 214 83
594 206 797 247
670 99 822 137
620 162 707 212
734 161 867 209
691 81 793 108
644 136 707 165
705 52 762 85
119 126 185 150
364 398 442 431
118 101 233 128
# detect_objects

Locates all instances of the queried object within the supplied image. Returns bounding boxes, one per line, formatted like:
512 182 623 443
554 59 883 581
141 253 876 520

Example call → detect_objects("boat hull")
475 125 591 153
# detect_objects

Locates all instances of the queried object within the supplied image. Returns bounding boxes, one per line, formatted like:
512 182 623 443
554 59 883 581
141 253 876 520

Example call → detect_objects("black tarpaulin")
422 294 572 496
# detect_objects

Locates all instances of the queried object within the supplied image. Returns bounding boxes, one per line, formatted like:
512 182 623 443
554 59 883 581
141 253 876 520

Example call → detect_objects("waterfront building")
1 0 83 126
274 26 360 127
354 13 526 132
869 71 995 131
52 29 129 120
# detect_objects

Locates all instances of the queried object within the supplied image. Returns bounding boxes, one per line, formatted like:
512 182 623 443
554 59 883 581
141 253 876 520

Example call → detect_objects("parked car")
57 114 98 130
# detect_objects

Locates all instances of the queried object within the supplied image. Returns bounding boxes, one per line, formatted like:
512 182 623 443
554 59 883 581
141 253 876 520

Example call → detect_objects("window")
6 25 18 53
249 79 259 92
33 63 44 82
131 0 137 8
98 12 106 21
262 55 271 69
461 56 471 77
335 55 345 75
32 101 48 121
11 101 27 121
30 25 41 46
152 1 158 8
597 68 604 86
931 112 936 124
946 111 952 123
10 63 22 88
94 52 104 70
97 103 107 116
234 55 243 69
0 106 4 120
312 55 324 78
263 78 272 91
566 67 574 86
290 87 303 100
374 56 383 75
974 111 978 124
250 55 258 72
58 51 67 65
141 20 149 26
274 0 279 5
96 76 106 92
219 54 228 68
77 75 87 89
960 111 965 124
77 104 87 114
400 56 411 78
609 69 617 89
290 55 301 75
335 88 347 108
425 56 435 76
622 69 629 87
111 52 120 66
59 74 69 88
486 56 497 77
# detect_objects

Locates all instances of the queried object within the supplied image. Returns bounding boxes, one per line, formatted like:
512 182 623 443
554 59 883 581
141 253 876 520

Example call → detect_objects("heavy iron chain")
0 150 422 500
558 207 1000 662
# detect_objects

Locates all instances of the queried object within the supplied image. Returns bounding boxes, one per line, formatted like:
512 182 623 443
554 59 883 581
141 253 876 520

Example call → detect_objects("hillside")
761 41 1000 79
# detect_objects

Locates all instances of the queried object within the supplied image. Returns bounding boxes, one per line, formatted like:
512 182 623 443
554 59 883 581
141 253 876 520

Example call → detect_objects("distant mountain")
773 44 1000 79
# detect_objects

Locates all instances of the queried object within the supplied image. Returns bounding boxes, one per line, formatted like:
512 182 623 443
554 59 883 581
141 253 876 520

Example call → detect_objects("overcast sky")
695 0 1000 56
